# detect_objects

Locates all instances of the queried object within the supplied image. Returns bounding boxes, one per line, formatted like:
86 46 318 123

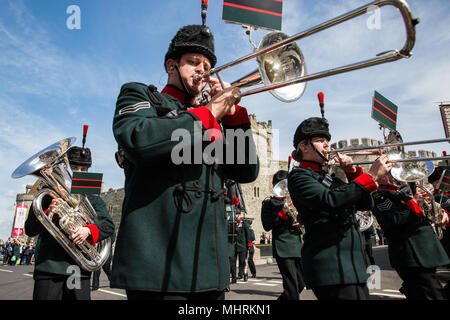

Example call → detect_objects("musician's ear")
165 59 176 73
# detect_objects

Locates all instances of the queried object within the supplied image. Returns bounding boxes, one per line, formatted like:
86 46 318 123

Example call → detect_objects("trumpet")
195 0 418 103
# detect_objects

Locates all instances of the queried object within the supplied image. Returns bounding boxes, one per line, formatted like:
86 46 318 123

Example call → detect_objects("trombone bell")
257 32 307 102
390 160 435 183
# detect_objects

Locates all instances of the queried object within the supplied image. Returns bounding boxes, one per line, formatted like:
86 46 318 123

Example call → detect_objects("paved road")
0 246 448 300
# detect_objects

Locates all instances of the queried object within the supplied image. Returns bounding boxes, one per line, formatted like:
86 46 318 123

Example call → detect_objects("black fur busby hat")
67 146 92 168
164 24 217 70
272 170 288 186
293 117 331 148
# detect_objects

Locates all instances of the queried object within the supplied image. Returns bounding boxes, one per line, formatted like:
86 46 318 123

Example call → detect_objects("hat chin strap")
310 141 329 163
174 63 195 101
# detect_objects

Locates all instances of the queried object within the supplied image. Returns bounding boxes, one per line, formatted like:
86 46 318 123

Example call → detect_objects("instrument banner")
222 0 283 31
12 204 29 237
71 172 103 195
372 91 398 131
438 169 450 191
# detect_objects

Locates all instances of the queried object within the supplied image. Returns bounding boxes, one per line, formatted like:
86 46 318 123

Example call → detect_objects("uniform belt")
173 180 223 213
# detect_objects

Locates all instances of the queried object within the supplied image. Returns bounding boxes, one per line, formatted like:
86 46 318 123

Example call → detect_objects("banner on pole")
372 91 398 131
222 0 283 31
12 204 29 237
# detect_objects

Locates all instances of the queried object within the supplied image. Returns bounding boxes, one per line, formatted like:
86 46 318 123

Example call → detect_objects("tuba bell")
355 211 374 232
11 138 111 272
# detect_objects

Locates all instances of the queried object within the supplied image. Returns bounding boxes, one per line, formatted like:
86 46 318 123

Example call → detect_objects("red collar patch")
299 161 322 172
161 85 195 105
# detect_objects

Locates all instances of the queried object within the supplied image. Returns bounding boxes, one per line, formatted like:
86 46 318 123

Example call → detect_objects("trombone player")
287 117 392 300
371 169 449 300
261 170 305 300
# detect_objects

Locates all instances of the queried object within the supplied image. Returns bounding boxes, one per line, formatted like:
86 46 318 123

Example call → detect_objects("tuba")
11 138 111 272
273 179 304 233
355 211 374 232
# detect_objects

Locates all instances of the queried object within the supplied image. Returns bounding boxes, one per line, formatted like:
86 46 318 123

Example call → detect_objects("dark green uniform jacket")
248 228 255 254
287 162 378 288
261 196 302 258
434 191 450 258
111 83 259 292
372 186 450 269
25 192 115 279
235 219 251 253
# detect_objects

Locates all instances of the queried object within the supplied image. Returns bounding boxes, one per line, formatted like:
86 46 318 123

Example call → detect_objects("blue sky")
1 0 450 240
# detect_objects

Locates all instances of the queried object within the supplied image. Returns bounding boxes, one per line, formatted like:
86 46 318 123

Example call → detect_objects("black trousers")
395 267 447 300
126 290 225 300
275 257 305 300
247 251 256 276
92 254 112 289
235 251 246 277
312 283 370 300
229 255 236 280
33 277 91 300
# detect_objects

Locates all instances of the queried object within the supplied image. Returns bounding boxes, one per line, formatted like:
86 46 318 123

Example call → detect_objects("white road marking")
0 269 14 273
253 283 278 287
97 289 127 298
370 292 405 298
381 289 401 293
267 280 283 284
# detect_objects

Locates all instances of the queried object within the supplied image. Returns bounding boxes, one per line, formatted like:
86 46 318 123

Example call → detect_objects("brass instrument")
390 161 445 240
272 179 304 233
416 185 444 240
11 138 111 272
327 138 450 182
195 0 418 103
355 211 374 232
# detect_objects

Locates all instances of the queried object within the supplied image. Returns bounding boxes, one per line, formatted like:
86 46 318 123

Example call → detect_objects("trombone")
328 138 450 166
195 0 419 103
327 138 450 182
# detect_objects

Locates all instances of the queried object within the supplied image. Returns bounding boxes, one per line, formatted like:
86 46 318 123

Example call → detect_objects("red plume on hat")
82 125 88 149
318 92 325 118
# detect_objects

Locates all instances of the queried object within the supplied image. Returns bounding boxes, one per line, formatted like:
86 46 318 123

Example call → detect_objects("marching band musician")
371 172 449 300
261 170 305 300
111 24 259 300
24 145 115 300
234 211 251 281
428 166 450 298
428 166 450 260
287 117 391 300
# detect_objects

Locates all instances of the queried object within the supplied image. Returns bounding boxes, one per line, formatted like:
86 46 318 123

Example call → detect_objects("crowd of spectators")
0 237 35 266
